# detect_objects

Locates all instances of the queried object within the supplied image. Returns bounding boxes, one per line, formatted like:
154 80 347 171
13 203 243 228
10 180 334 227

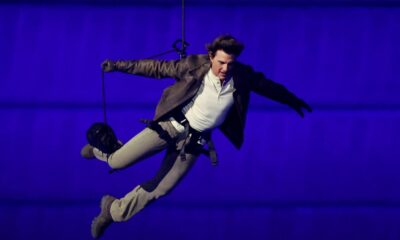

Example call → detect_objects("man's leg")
91 151 198 238
89 121 184 239
109 151 198 222
88 121 180 169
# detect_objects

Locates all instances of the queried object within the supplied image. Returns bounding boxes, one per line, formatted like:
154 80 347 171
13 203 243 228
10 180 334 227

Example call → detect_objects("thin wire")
101 70 107 124
101 0 187 124
181 0 185 59
146 49 177 59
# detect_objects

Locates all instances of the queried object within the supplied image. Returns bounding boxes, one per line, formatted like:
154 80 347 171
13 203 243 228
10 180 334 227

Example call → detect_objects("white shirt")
171 69 235 132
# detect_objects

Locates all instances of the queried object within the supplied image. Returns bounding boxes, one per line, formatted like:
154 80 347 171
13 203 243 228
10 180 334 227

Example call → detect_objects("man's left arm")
248 69 312 117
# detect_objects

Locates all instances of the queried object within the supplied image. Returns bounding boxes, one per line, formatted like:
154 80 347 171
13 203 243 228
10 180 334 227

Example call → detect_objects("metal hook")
172 39 190 59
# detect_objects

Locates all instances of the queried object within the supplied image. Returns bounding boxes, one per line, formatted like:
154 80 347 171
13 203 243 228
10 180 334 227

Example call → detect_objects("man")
81 35 312 239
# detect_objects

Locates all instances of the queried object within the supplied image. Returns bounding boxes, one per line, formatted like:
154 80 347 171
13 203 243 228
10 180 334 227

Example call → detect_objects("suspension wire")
101 0 188 125
181 0 186 59
101 70 107 124
146 49 178 59
146 0 188 60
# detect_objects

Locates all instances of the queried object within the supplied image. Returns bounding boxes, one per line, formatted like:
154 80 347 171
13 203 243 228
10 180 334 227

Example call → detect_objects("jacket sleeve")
114 59 185 80
246 66 310 113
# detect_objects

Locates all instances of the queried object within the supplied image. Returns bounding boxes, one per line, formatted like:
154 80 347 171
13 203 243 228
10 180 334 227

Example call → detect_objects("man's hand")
292 98 312 118
101 60 116 72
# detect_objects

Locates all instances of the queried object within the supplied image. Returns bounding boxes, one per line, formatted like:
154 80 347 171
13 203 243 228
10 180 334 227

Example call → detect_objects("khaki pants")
93 121 198 222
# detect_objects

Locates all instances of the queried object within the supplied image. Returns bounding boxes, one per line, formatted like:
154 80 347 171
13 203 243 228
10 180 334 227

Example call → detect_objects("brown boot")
91 195 116 239
80 144 95 159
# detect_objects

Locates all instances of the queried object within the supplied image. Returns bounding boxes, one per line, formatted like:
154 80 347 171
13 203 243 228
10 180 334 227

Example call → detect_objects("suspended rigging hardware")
86 0 189 162
145 39 190 60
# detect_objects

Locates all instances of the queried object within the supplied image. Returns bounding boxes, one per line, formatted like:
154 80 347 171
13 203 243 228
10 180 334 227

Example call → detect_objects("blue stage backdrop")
0 1 399 240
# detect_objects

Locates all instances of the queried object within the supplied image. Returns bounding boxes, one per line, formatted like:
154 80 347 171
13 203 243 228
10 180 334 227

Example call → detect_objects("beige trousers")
93 121 198 222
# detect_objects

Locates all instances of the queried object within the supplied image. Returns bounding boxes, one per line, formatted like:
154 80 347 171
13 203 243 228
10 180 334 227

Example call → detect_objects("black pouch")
86 122 122 154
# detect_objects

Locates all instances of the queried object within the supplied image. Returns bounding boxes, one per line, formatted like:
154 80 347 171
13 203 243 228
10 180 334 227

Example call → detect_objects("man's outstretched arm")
248 68 312 117
101 59 184 80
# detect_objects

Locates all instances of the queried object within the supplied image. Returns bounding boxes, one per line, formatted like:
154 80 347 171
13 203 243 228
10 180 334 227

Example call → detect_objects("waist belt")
172 109 187 124
172 111 210 141
171 111 218 166
141 113 218 166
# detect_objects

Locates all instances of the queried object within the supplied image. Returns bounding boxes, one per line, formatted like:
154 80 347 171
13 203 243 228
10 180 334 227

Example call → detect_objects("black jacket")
115 54 310 149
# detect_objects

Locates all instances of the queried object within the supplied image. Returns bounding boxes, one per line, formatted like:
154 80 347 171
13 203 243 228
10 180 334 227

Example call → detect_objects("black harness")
141 111 218 166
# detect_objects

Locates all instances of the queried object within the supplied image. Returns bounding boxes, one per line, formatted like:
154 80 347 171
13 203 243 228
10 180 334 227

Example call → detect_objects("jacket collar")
189 62 211 81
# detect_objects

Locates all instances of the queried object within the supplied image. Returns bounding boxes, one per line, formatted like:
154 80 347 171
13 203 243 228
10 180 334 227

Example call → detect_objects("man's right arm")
101 59 184 80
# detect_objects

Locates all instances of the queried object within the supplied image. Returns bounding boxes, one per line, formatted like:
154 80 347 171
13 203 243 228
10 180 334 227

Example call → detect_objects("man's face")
209 50 236 81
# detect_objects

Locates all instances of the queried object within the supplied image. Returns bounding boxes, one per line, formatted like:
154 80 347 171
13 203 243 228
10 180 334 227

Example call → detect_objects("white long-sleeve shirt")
171 69 235 132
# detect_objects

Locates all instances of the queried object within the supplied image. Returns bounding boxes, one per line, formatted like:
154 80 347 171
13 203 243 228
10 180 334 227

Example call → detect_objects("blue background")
1 0 399 239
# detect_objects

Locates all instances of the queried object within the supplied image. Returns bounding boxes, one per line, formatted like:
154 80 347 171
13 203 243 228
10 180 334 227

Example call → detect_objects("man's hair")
206 35 244 58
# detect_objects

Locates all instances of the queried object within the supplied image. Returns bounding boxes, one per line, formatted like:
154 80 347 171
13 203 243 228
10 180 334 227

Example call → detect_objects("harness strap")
140 118 218 166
